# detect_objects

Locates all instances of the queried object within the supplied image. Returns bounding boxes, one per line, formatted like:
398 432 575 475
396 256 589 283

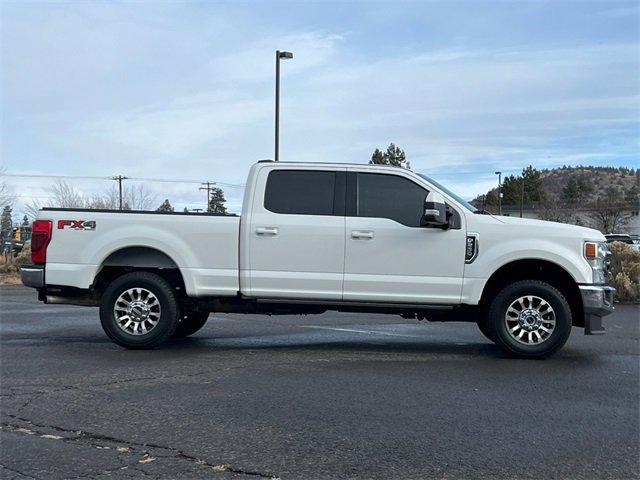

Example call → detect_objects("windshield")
417 173 477 212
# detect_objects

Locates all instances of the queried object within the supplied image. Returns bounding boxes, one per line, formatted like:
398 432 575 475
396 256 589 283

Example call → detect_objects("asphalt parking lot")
1 285 638 480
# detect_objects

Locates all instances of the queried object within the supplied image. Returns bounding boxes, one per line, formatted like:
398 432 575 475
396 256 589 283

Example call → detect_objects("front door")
246 167 346 300
343 170 466 304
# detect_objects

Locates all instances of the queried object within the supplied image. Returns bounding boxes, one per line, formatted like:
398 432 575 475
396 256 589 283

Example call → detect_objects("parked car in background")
20 161 615 358
605 234 640 252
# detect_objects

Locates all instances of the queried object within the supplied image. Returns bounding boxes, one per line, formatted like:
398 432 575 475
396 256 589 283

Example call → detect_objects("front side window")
264 170 337 215
357 173 428 227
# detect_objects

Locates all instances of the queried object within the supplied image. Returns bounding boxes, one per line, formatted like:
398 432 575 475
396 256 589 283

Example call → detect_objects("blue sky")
1 0 639 213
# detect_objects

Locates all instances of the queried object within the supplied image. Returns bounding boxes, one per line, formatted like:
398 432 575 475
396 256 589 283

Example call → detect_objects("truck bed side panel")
40 210 240 297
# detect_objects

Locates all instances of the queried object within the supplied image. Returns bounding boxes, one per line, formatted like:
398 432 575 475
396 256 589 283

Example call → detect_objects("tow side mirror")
421 192 449 229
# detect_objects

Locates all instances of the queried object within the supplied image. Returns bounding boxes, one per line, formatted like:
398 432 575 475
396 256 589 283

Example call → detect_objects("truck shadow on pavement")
154 335 601 363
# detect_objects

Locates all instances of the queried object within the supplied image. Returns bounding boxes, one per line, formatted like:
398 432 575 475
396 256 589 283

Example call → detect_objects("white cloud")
1 2 638 218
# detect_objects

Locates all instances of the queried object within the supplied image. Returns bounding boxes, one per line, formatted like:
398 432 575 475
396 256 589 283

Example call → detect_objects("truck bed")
38 208 241 297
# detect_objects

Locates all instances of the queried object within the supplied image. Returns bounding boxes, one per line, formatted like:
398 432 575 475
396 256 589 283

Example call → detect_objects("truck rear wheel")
172 311 209 338
99 271 180 349
487 280 572 358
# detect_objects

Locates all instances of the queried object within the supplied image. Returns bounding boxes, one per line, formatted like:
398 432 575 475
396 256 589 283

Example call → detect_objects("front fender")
461 237 591 304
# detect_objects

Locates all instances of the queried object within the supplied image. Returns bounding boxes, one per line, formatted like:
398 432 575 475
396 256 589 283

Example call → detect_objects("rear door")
246 166 346 300
343 169 466 304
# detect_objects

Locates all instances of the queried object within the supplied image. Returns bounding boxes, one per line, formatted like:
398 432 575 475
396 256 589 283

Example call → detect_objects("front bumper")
579 285 615 335
20 264 44 289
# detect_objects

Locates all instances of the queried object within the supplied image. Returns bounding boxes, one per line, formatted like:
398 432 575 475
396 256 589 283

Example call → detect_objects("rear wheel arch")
479 259 584 327
100 246 178 269
93 246 187 297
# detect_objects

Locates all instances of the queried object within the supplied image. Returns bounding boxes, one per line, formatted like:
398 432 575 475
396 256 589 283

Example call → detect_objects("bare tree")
123 183 156 210
0 167 14 209
26 180 157 214
94 184 156 210
536 197 576 224
588 187 631 233
21 177 157 219
24 200 43 220
51 180 87 208
86 189 118 209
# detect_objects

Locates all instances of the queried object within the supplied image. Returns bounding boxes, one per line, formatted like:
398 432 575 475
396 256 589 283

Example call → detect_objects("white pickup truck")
21 161 615 357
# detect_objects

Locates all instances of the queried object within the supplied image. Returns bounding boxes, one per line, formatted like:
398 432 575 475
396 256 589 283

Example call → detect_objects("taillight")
31 220 52 265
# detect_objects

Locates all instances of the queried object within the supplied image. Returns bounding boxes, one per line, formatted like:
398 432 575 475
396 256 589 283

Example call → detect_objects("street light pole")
495 171 502 215
275 50 293 161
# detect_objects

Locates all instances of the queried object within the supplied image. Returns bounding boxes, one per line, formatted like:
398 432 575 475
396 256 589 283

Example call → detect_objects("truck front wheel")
487 280 572 358
99 271 180 349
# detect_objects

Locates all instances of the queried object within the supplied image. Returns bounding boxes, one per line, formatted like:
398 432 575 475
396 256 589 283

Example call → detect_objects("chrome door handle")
256 227 279 236
351 230 374 239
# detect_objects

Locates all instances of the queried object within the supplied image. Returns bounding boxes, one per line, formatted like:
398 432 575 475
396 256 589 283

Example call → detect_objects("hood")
492 215 605 241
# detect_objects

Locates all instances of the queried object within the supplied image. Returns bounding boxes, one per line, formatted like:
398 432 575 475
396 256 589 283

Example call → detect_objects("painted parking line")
300 325 422 338
1 307 91 315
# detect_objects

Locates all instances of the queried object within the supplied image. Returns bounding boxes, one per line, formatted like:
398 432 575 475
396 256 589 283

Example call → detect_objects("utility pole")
495 171 502 215
199 182 216 212
519 178 525 218
275 50 293 161
111 175 128 210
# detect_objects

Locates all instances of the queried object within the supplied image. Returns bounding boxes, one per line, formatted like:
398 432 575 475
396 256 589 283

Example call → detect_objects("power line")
3 173 110 180
2 172 246 188
3 169 532 184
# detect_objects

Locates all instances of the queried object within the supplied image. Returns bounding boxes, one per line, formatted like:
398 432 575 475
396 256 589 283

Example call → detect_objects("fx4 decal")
57 220 96 231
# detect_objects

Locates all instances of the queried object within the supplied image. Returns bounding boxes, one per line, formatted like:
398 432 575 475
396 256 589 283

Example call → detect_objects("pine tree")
385 143 407 168
562 178 579 203
1 205 13 240
208 188 227 214
501 175 521 204
484 190 499 208
156 199 174 212
369 143 409 169
576 177 594 198
521 165 545 202
370 148 386 165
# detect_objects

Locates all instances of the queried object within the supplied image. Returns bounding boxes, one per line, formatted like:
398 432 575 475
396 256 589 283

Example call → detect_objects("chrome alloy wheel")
504 295 556 345
113 288 161 336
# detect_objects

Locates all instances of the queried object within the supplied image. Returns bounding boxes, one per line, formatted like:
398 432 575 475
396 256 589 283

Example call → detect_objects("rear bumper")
20 264 44 289
579 285 615 335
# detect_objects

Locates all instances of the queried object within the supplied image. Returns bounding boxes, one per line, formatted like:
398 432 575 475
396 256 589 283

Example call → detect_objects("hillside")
473 165 639 206
540 166 638 203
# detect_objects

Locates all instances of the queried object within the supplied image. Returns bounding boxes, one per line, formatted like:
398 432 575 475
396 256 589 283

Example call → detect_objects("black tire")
99 271 180 349
172 311 209 338
487 280 572 358
476 318 497 343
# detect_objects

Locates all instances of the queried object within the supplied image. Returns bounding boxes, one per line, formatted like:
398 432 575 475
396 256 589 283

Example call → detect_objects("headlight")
583 241 611 284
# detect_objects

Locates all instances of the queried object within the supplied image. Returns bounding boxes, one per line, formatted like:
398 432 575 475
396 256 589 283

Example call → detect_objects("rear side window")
357 173 428 227
264 170 338 216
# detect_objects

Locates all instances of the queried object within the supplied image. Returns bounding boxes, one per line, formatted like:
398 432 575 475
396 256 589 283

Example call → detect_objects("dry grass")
0 245 30 284
609 242 640 303
0 273 21 285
